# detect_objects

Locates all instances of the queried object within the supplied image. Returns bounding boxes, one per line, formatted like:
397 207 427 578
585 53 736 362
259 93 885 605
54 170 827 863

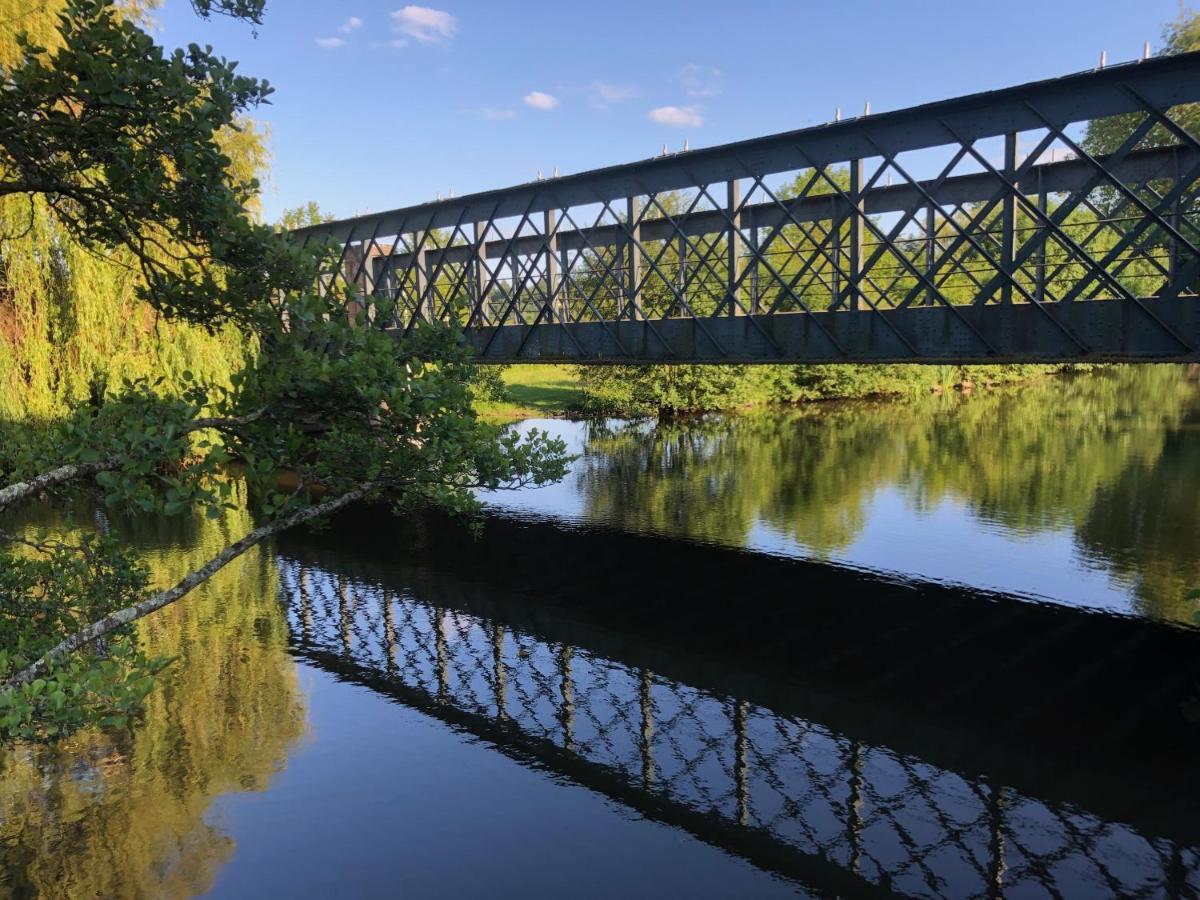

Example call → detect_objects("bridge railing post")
338 575 353 657
472 221 488 326
545 209 561 323
559 645 575 752
1036 166 1047 303
675 232 688 318
493 622 507 721
299 567 312 644
509 244 523 325
848 740 864 874
727 179 744 316
383 592 398 678
733 699 749 825
1001 132 1018 305
748 210 761 314
926 204 937 306
559 245 572 322
342 243 365 325
626 196 642 320
849 159 864 312
639 667 654 788
413 231 430 323
1170 146 1182 292
435 606 448 703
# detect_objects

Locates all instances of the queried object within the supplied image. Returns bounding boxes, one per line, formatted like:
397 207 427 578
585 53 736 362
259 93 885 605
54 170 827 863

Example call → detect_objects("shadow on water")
277 505 1200 899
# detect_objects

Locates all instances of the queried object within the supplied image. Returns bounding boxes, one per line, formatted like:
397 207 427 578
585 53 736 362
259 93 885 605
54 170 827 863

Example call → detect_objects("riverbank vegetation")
476 362 1090 419
571 362 1088 416
0 499 305 895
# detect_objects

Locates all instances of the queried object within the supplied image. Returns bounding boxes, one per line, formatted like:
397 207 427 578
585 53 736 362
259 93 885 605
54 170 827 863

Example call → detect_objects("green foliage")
188 0 265 23
0 0 571 744
1 376 234 517
220 290 570 519
475 365 583 420
577 366 1199 622
0 0 271 421
0 188 251 421
0 0 313 327
0 501 306 896
467 365 512 404
573 361 1075 415
792 363 1073 401
0 532 169 740
576 365 799 416
277 201 335 231
1082 11 1200 158
0 293 569 742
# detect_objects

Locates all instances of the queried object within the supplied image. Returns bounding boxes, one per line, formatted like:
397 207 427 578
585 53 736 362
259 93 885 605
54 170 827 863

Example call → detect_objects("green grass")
475 365 583 421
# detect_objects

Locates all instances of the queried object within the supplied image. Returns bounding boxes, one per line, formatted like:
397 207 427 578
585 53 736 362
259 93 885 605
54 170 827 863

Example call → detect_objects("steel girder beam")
462 296 1200 364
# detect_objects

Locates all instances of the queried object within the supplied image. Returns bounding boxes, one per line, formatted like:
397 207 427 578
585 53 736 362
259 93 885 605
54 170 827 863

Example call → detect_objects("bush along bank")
572 363 1097 417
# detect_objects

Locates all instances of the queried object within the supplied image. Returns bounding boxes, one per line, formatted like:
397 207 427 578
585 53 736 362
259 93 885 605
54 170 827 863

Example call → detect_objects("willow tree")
0 0 277 420
0 0 569 739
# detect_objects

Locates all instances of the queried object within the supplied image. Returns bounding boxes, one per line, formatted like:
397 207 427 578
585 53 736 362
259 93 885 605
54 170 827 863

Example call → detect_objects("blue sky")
154 0 1186 222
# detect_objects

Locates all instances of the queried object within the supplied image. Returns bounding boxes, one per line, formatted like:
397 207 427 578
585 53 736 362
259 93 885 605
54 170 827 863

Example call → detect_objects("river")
2 365 1198 898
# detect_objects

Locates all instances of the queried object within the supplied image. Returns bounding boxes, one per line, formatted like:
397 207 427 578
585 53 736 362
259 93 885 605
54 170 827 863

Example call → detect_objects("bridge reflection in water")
276 514 1200 898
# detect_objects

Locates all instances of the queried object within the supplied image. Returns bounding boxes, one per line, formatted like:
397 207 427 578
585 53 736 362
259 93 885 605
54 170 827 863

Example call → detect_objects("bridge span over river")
294 52 1200 364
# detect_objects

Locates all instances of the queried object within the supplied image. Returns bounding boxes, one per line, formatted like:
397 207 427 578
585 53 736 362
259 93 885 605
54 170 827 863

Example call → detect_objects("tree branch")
3 481 376 690
0 408 269 514
191 407 269 431
0 457 125 514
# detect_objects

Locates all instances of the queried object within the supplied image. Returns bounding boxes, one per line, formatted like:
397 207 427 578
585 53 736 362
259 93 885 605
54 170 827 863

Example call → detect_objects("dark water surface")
2 366 1199 898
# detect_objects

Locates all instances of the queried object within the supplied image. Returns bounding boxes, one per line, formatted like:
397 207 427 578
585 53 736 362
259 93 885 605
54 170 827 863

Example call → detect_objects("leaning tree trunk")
4 482 375 689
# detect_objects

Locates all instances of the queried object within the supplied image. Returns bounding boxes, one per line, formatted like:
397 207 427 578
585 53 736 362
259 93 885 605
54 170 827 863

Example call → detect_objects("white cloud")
523 91 559 110
315 36 346 49
463 107 516 120
679 63 722 99
391 6 457 43
338 16 363 33
648 105 703 127
589 81 638 110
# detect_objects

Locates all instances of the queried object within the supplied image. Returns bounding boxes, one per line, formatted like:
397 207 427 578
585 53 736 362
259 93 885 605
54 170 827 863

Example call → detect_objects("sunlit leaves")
0 0 571 744
0 0 312 328
0 532 170 740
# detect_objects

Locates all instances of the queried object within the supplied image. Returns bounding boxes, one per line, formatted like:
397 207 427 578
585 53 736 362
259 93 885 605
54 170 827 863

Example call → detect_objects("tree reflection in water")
0 506 306 898
574 366 1200 623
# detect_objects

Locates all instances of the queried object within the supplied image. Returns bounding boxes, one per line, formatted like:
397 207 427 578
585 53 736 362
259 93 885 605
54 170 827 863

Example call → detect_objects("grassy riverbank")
474 365 585 420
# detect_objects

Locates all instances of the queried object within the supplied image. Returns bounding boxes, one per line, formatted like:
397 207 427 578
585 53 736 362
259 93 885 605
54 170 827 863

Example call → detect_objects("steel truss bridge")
293 53 1200 364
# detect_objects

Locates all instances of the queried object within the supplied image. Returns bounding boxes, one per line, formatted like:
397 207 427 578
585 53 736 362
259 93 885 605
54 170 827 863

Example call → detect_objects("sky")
153 0 1188 223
